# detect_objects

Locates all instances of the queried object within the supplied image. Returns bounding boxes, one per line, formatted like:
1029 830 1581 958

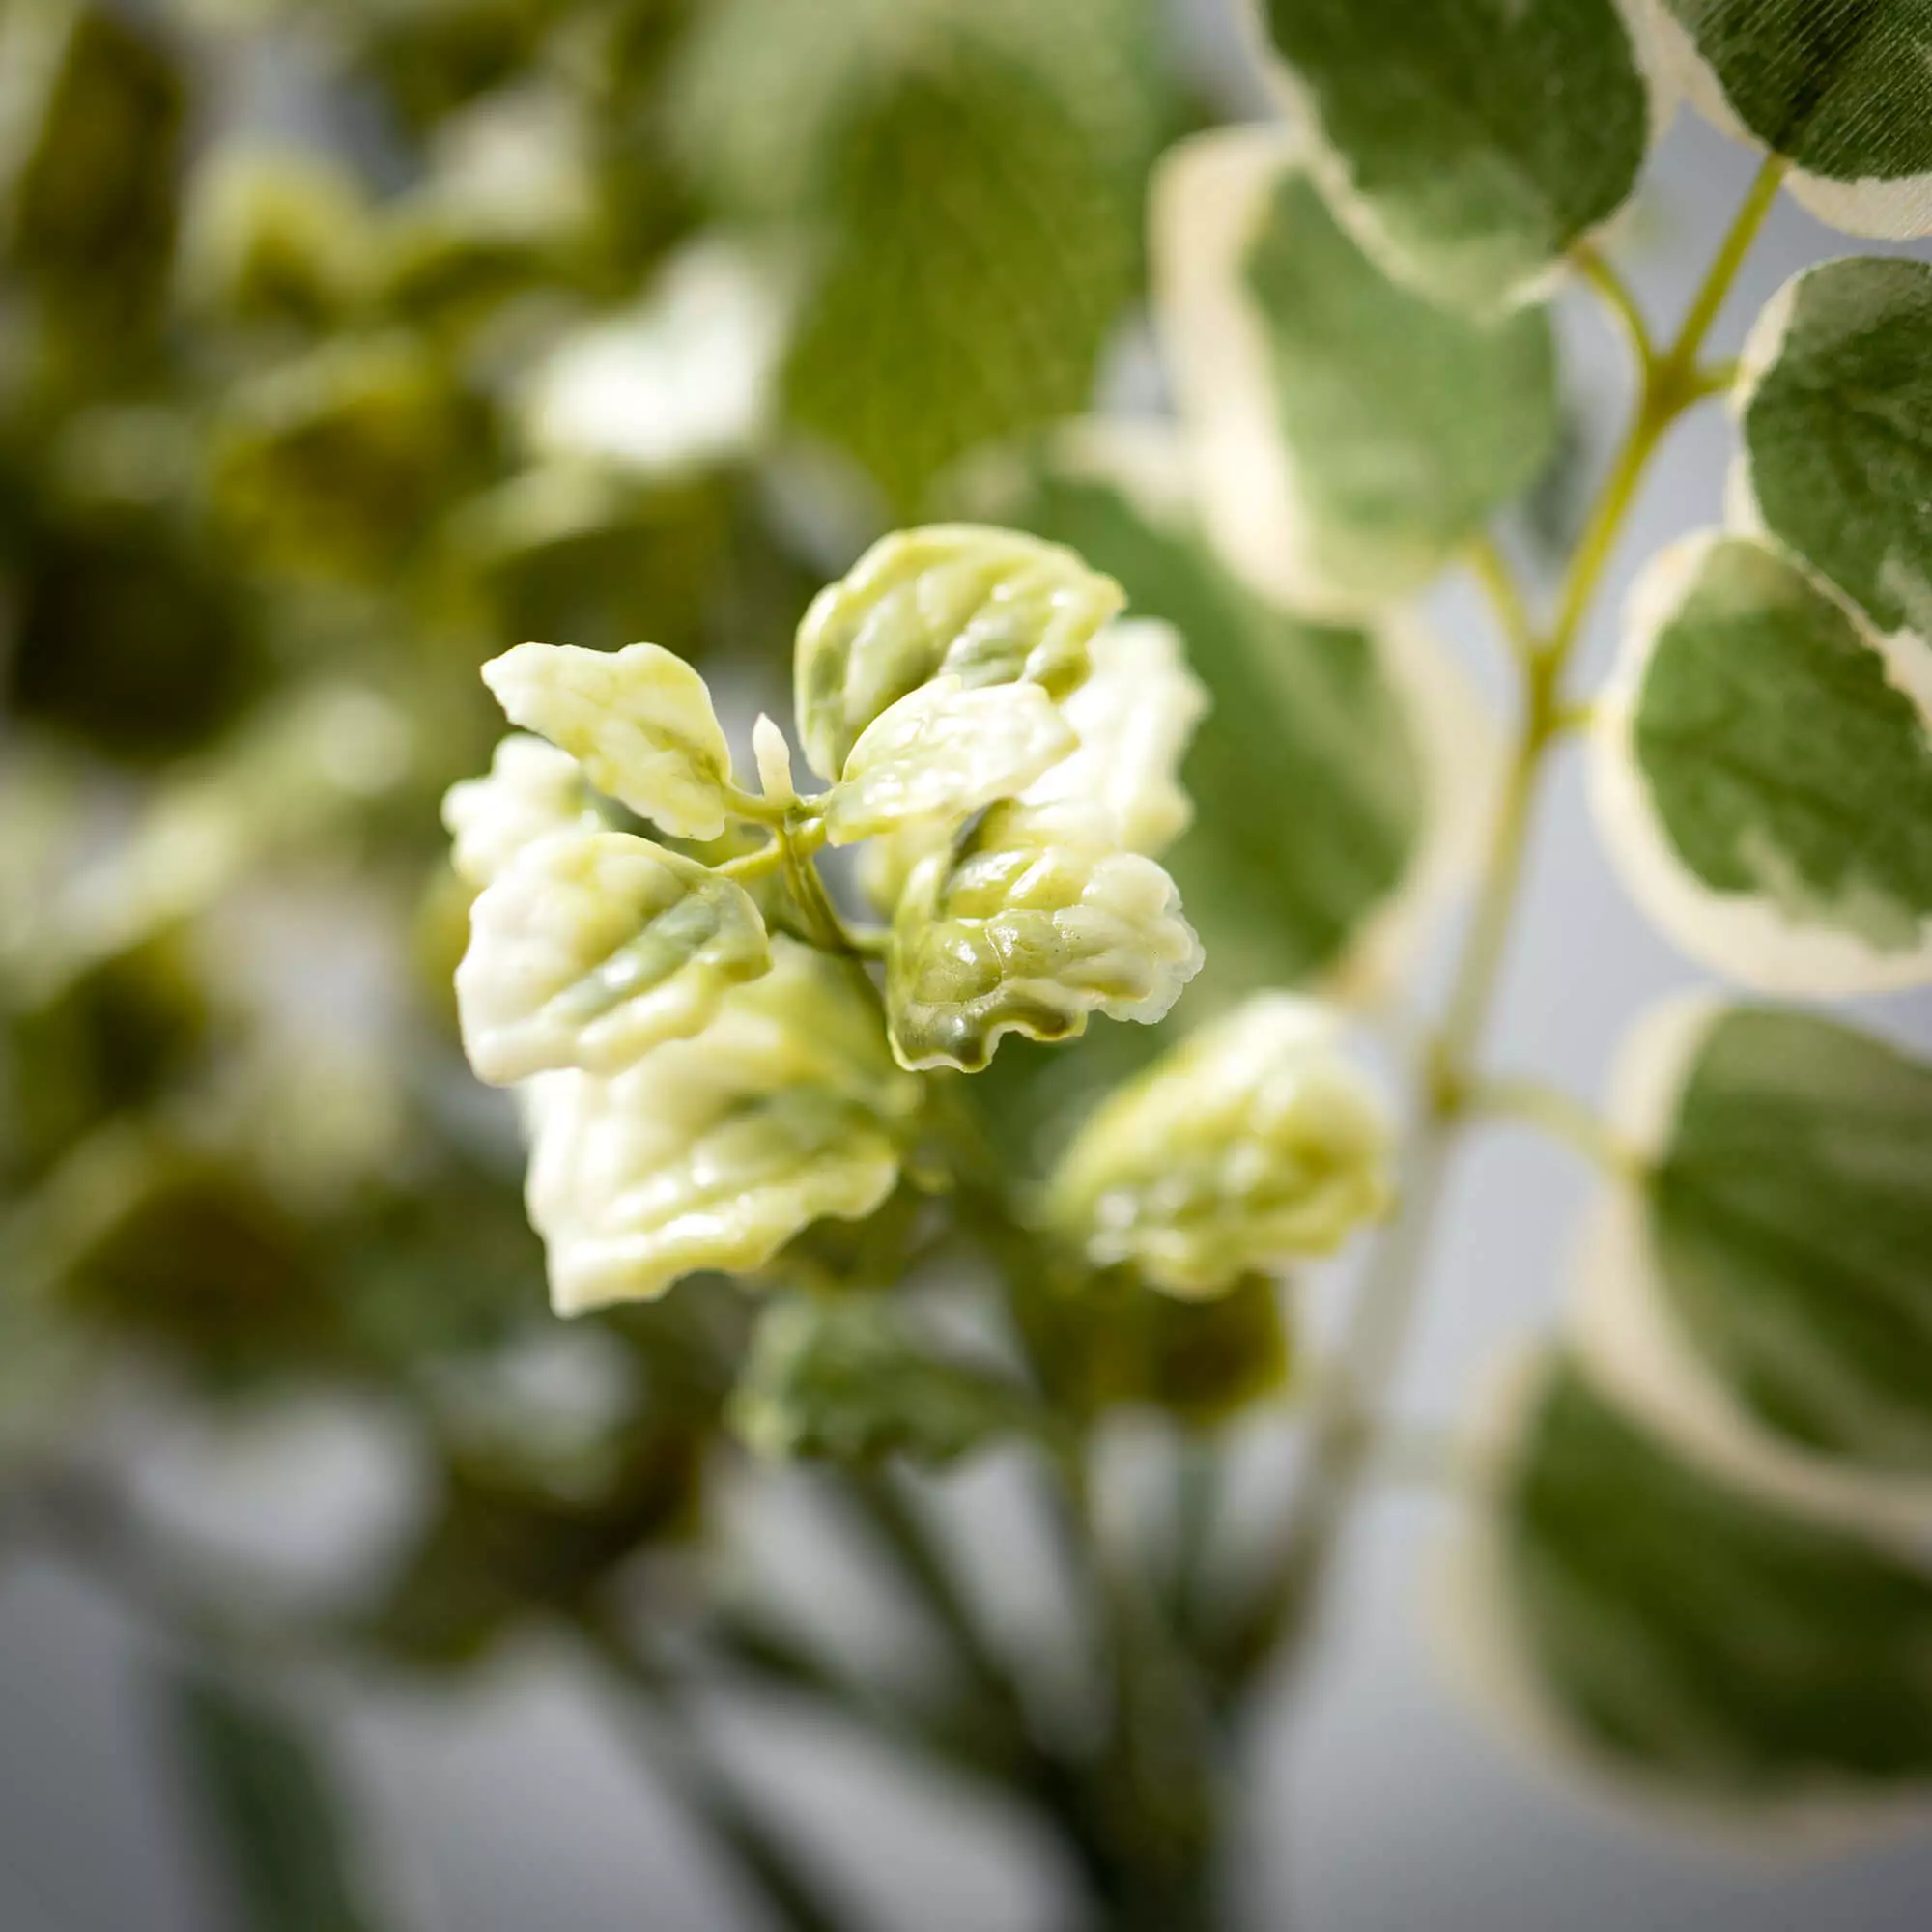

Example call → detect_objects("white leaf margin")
1236 0 1679 316
1431 1345 1932 1853
987 416 1508 1015
1636 0 1932 241
1587 530 1932 996
1571 991 1932 1547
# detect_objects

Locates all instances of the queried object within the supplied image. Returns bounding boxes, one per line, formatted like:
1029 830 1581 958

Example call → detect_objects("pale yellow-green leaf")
886 805 1202 1073
1047 994 1392 1296
793 525 1124 780
481 640 737 840
441 733 599 888
822 676 1075 847
455 830 770 1085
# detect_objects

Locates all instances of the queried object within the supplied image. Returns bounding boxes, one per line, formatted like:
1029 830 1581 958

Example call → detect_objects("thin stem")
1465 535 1537 672
1223 156 1785 1702
1467 1076 1639 1179
1570 241 1654 364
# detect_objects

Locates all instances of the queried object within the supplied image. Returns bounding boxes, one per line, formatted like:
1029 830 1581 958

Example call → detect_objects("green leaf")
671 0 1166 507
985 432 1482 1000
455 829 771 1086
1154 128 1560 612
1010 1269 1293 1428
885 804 1202 1073
526 941 915 1312
731 1293 1029 1466
170 1671 384 1932
1446 1356 1932 1814
1 0 185 349
1593 532 1932 992
1656 0 1932 237
1575 1001 1932 1536
822 676 1075 847
793 524 1123 781
481 640 739 842
441 732 600 888
1736 256 1932 638
1250 0 1653 312
1046 995 1391 1298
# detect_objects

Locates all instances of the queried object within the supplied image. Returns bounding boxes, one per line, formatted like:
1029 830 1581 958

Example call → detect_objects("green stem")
1467 1076 1639 1178
1217 155 1784 1700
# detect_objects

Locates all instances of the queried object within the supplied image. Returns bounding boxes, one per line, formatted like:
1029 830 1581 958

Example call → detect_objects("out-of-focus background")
2 0 1930 1927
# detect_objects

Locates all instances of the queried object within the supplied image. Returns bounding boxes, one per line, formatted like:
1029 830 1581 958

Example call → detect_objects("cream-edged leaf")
822 676 1076 848
1440 1353 1932 1828
1591 533 1932 993
1249 0 1657 313
1648 0 1932 238
793 524 1124 781
481 640 737 840
1046 995 1391 1298
1733 257 1932 639
456 830 770 1086
885 805 1203 1074
441 733 600 888
1573 998 1932 1544
1155 128 1559 615
525 1071 900 1314
522 939 913 1312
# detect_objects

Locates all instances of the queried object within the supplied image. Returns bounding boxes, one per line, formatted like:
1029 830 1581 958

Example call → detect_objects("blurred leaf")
1587 1006 1932 1503
730 1292 1031 1465
1156 130 1559 613
1659 0 1932 237
169 1669 384 1932
1454 1358 1932 1809
3 0 185 355
1001 448 1427 997
1251 0 1651 312
1736 255 1932 637
1011 1269 1292 1429
674 0 1168 508
209 335 483 582
1593 532 1932 994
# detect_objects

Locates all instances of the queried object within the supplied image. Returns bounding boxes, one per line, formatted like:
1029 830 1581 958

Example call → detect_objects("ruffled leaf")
441 733 599 888
455 830 770 1086
822 675 1075 848
1046 994 1391 1297
793 525 1123 781
482 639 738 841
1591 533 1932 993
885 805 1202 1074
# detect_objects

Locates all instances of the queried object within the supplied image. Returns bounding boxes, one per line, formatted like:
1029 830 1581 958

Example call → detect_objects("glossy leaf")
1654 0 1932 237
793 525 1123 781
1735 256 1932 638
822 676 1075 847
1047 995 1391 1297
886 806 1202 1074
482 640 739 841
1592 533 1932 992
1250 0 1654 312
1156 128 1560 613
456 831 771 1085
441 733 599 888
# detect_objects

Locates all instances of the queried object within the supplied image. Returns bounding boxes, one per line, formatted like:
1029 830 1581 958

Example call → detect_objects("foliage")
3 0 1931 1923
